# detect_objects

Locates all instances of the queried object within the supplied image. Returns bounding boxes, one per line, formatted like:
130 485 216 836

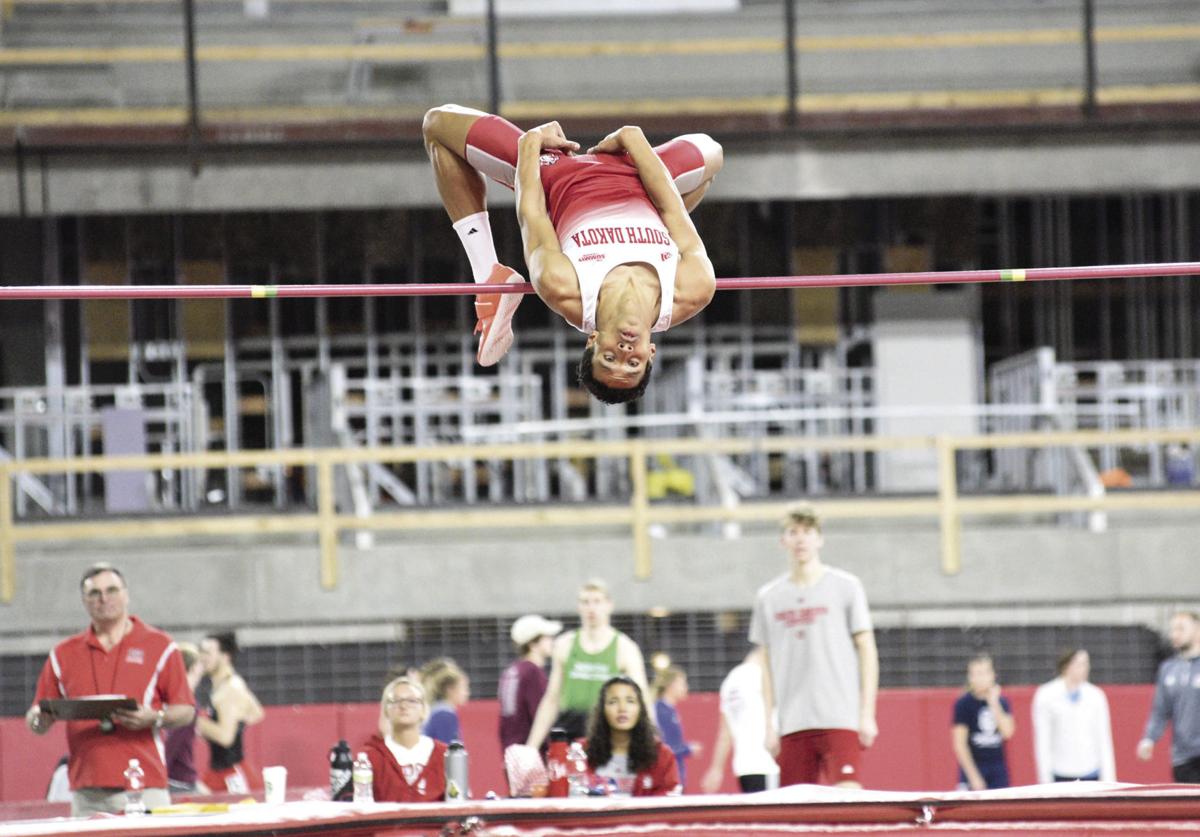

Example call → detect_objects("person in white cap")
499 615 563 752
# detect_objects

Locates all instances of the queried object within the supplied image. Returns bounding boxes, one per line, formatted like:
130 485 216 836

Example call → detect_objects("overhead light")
648 606 670 619
650 652 672 671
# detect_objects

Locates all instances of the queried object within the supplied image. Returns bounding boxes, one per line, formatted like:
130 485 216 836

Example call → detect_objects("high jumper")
422 104 723 404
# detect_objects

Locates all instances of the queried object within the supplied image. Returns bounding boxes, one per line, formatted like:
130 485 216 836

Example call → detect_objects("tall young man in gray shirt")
1137 610 1200 782
750 505 879 788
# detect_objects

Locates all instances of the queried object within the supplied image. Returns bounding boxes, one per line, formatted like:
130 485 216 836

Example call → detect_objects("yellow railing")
1 427 1199 604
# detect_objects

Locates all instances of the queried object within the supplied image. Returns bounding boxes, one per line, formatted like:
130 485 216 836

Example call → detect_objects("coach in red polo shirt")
25 563 196 816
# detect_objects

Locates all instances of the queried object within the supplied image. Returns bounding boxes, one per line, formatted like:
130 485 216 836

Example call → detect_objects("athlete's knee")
422 105 452 146
699 134 724 177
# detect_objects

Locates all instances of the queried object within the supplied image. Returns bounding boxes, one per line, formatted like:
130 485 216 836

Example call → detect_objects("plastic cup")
262 765 287 804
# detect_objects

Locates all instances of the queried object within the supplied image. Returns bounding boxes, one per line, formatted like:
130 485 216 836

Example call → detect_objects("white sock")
452 211 499 283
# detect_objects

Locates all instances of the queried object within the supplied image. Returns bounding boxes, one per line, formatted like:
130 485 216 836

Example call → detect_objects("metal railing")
2 426 1198 604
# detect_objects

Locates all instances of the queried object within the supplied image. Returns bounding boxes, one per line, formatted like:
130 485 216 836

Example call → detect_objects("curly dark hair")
577 346 653 405
584 675 659 774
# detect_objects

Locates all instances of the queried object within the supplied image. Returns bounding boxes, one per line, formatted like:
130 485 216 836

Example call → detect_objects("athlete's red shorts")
203 763 260 794
778 729 862 786
463 115 716 230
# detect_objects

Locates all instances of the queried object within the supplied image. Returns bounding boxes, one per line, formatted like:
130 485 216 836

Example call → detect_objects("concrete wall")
5 128 1200 217
3 518 1199 644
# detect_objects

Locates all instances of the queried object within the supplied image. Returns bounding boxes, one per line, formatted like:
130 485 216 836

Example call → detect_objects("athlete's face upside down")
586 324 656 389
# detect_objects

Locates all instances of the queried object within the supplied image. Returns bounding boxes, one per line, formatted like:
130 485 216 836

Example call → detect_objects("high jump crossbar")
0 261 1196 300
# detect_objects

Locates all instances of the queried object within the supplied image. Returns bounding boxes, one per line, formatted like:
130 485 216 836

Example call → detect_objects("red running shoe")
474 264 525 366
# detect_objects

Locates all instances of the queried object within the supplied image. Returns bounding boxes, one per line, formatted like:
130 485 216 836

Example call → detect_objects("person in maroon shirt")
361 677 447 803
498 614 562 753
584 676 679 796
165 641 206 794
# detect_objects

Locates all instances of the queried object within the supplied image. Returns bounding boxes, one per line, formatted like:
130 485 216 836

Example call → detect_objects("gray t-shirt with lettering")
749 567 873 735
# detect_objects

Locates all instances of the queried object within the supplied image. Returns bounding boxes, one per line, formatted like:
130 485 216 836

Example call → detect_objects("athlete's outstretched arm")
515 128 581 327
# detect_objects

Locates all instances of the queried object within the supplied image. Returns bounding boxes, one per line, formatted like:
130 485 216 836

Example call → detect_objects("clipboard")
40 695 137 720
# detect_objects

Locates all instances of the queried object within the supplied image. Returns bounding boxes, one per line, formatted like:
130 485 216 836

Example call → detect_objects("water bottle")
566 741 589 797
329 739 353 801
123 758 146 816
444 739 470 800
352 752 374 803
546 727 569 797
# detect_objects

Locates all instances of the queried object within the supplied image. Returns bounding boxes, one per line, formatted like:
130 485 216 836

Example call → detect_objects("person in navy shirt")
652 666 699 789
421 659 470 745
951 655 1015 790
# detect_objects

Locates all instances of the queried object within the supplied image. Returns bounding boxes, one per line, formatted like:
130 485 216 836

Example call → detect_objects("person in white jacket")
1032 649 1116 783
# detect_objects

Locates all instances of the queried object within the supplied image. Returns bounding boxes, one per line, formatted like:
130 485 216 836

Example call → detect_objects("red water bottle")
546 727 569 797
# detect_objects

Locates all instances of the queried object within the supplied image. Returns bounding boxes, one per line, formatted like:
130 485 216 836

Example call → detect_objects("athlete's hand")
858 715 878 749
588 125 643 155
1136 739 1154 761
700 765 723 794
526 121 580 154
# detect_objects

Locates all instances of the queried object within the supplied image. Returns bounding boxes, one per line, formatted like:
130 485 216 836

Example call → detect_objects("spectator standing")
1032 648 1116 783
499 615 562 752
751 505 878 788
421 659 470 745
197 632 265 793
652 666 699 789
25 563 195 816
527 579 651 748
362 677 447 802
1137 611 1200 781
165 641 205 794
584 676 679 796
701 648 780 793
952 655 1015 790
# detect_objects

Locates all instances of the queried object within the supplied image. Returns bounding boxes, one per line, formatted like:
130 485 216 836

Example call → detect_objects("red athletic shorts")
778 729 862 786
463 115 715 231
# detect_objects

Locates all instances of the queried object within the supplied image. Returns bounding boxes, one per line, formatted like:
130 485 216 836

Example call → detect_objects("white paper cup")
262 765 287 804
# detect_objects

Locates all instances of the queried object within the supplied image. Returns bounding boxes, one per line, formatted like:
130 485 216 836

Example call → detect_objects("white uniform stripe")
49 648 67 697
673 165 706 196
143 640 176 706
465 144 517 189
145 641 177 768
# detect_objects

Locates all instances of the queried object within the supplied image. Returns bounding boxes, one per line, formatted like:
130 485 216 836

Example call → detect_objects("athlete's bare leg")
421 104 524 367
422 104 491 222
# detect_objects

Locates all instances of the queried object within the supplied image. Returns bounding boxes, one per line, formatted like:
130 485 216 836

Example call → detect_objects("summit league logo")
538 153 559 167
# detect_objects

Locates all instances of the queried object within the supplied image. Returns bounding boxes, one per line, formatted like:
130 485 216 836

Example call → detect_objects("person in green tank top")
526 579 651 747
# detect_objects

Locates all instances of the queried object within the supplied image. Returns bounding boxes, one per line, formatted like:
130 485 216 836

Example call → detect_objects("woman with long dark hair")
584 676 679 796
